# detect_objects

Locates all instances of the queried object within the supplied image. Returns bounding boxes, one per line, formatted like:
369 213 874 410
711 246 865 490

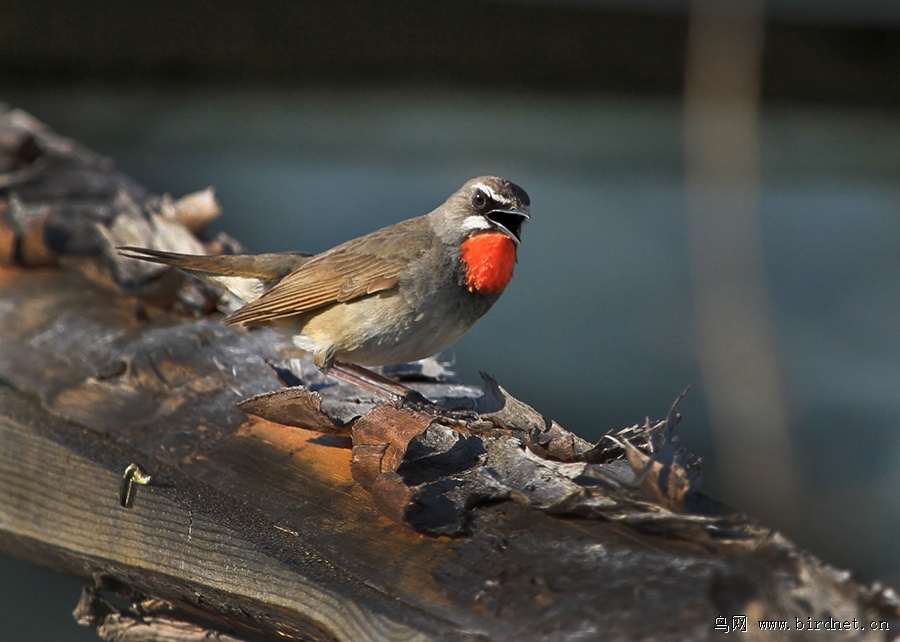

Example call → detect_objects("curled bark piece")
239 386 351 435
476 372 594 461
173 187 222 233
368 472 416 524
349 405 435 488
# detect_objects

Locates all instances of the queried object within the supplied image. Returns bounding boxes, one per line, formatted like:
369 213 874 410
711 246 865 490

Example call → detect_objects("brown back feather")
224 215 433 325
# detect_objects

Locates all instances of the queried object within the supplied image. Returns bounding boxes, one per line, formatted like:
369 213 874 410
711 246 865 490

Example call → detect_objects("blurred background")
2 0 899 639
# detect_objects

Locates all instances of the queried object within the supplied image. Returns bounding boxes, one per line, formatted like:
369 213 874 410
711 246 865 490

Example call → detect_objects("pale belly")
289 286 497 367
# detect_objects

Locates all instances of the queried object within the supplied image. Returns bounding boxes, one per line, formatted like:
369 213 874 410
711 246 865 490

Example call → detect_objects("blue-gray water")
2 87 899 639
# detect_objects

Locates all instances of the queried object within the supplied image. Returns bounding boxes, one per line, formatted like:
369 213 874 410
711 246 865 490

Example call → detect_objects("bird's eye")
472 189 487 210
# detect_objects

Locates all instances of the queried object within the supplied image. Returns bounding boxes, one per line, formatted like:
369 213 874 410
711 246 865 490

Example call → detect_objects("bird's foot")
394 391 481 422
325 361 482 422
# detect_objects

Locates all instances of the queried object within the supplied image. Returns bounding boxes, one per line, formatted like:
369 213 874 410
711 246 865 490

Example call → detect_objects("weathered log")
1 104 898 641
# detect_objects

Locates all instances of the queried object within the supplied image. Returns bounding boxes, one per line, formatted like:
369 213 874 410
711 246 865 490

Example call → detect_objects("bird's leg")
324 362 479 420
325 361 430 405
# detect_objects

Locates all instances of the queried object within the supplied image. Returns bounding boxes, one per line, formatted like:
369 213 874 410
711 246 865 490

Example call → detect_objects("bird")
119 175 530 399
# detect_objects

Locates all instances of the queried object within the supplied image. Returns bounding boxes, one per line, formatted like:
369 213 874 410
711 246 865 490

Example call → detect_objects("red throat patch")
460 232 517 294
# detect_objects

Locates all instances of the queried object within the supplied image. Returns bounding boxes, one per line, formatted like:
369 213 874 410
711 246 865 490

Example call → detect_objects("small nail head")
120 463 152 508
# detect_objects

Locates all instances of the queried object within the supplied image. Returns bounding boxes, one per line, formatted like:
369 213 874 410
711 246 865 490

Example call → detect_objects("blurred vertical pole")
683 0 799 530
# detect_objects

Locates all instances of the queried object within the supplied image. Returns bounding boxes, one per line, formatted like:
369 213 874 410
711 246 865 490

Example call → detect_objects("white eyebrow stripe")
472 183 512 205
461 215 492 232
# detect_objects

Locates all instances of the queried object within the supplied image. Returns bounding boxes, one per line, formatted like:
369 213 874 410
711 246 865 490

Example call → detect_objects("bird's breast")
459 232 517 295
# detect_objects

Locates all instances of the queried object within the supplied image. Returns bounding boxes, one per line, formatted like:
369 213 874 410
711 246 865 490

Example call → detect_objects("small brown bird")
120 176 530 397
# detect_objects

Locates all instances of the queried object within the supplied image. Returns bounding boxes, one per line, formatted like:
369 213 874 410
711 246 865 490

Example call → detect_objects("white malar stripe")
461 215 492 232
472 183 512 206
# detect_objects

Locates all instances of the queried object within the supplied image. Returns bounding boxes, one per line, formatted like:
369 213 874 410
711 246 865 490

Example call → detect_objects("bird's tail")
117 247 312 303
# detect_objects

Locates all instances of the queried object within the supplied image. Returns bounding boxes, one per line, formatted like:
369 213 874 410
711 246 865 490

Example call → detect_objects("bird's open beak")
486 207 530 245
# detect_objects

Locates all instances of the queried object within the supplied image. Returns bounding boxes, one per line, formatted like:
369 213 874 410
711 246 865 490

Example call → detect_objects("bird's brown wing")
224 216 433 326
